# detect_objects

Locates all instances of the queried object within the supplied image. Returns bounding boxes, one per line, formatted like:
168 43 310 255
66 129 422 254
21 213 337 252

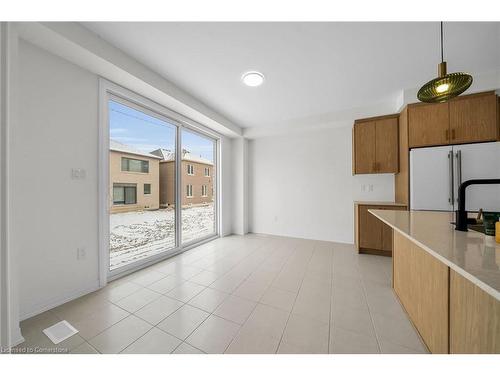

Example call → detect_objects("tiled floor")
14 234 428 354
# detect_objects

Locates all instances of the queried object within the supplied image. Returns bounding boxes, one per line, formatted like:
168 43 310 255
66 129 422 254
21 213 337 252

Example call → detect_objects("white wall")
231 138 248 235
219 137 233 237
14 40 100 318
1 21 24 348
13 40 235 319
248 126 394 244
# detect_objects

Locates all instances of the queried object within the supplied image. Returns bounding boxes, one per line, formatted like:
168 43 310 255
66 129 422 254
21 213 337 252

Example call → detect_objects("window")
105 90 219 274
108 95 179 273
181 129 217 244
121 157 149 173
113 184 137 205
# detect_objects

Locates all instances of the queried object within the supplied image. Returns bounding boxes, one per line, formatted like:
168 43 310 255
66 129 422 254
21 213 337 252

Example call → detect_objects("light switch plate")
71 168 86 179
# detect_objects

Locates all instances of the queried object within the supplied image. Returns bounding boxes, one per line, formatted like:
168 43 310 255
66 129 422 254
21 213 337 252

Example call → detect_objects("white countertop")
354 201 407 206
369 209 500 301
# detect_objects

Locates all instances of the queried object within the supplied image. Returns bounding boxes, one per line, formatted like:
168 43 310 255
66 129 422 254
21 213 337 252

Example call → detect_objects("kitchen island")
370 209 500 354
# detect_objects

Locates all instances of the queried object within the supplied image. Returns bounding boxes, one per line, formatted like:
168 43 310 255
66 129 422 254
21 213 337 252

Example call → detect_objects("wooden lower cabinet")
393 232 500 354
450 270 500 353
354 203 406 256
393 232 449 353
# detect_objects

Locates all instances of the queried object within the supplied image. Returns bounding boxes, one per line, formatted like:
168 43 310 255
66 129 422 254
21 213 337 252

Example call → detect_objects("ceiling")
83 22 500 131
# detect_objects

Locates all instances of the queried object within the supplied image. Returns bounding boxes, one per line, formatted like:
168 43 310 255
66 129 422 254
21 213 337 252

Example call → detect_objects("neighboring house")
151 148 214 207
109 140 161 213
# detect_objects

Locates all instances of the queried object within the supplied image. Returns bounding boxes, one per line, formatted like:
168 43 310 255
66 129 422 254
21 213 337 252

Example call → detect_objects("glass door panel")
108 99 176 271
181 128 217 244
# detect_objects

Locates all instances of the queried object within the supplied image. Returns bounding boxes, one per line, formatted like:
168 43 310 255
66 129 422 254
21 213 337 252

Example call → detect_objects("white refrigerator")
410 142 500 212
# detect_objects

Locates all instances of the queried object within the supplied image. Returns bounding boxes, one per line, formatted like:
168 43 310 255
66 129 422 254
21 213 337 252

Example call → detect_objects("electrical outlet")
77 248 86 260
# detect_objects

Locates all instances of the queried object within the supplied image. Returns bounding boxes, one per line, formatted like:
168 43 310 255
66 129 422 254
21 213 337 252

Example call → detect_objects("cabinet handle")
445 129 449 141
451 129 456 140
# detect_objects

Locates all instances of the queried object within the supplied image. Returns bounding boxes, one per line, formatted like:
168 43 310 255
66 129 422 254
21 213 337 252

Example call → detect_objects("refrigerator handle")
456 150 462 194
448 151 454 205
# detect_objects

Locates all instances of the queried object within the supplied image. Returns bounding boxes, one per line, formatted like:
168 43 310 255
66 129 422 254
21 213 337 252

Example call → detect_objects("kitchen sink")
450 222 486 234
468 224 486 234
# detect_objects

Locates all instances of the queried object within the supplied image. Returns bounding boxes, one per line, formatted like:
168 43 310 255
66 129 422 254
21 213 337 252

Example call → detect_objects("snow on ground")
110 203 215 270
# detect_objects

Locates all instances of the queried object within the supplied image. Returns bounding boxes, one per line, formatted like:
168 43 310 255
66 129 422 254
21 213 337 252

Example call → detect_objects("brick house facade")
109 140 161 213
151 149 214 207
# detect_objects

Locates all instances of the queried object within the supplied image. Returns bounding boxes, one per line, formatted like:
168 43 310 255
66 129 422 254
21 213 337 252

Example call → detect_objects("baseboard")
19 280 101 321
248 231 355 245
10 329 24 348
359 247 392 257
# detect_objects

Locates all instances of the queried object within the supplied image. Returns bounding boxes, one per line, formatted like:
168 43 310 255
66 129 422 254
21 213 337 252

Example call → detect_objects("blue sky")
109 100 214 162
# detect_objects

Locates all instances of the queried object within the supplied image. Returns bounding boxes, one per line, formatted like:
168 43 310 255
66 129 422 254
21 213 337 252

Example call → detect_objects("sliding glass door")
181 129 217 244
105 90 218 276
108 97 177 272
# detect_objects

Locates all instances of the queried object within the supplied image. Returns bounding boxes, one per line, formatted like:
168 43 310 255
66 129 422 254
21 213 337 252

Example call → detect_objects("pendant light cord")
440 21 444 63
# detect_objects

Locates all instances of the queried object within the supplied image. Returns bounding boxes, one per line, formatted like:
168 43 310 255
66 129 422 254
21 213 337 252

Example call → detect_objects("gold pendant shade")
417 23 473 103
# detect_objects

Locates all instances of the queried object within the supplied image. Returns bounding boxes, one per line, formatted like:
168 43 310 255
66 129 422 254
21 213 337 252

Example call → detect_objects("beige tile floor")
14 234 428 354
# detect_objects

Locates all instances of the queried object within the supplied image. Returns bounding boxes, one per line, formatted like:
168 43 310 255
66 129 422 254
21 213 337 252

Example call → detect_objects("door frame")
98 79 220 285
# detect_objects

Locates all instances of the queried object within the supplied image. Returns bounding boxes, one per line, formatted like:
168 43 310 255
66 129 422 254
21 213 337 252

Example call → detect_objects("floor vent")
43 320 79 344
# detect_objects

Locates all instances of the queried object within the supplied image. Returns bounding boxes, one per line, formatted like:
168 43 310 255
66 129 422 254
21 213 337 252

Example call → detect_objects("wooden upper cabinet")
408 91 499 148
376 118 399 173
449 92 498 144
395 107 409 206
353 120 376 174
353 115 399 174
408 102 450 148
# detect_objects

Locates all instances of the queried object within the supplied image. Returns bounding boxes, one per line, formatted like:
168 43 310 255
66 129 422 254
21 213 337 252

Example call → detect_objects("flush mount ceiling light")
417 22 473 103
241 71 265 87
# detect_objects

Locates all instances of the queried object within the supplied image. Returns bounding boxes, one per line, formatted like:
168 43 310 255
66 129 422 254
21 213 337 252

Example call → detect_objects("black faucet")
455 179 500 231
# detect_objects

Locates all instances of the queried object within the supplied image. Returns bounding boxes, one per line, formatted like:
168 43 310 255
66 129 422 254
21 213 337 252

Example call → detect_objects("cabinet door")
450 93 498 144
450 270 500 353
354 121 376 174
393 232 449 353
380 206 406 253
409 102 450 148
375 118 399 173
380 221 393 253
358 205 382 250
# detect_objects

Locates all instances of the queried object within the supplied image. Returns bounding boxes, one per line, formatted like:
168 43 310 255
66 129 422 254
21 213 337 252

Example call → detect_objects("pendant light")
417 22 473 103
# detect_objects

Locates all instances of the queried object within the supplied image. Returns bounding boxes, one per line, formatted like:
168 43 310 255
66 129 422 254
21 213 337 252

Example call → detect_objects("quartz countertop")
354 201 407 206
369 209 500 301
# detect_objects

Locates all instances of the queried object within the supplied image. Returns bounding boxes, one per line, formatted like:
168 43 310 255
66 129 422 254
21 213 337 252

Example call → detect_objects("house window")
187 164 194 175
113 183 137 205
201 185 208 197
186 184 193 197
204 167 210 177
121 157 149 173
144 183 151 195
